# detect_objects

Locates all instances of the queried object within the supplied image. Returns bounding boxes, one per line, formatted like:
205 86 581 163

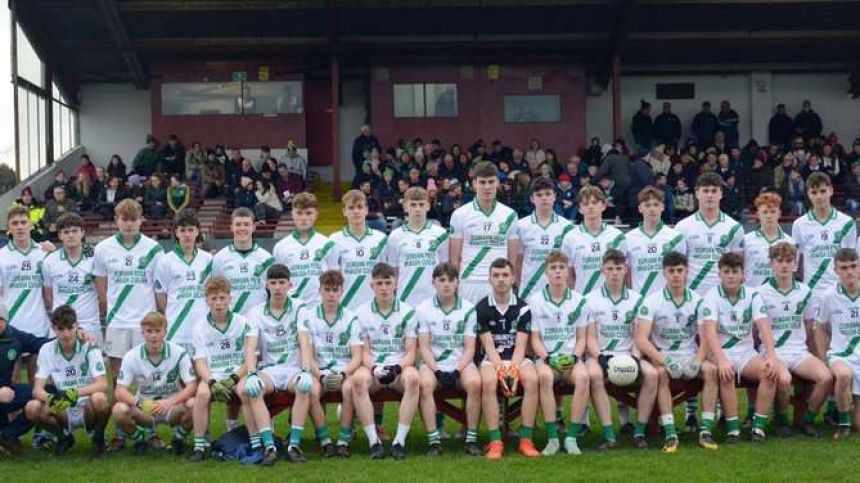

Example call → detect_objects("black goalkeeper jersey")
475 290 531 362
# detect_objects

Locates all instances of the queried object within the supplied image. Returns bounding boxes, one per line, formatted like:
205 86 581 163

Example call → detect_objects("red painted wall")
370 64 587 157
304 80 333 167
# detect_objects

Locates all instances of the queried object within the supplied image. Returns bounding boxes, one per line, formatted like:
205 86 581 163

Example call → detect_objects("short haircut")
205 276 231 296
489 257 514 272
834 248 859 264
529 177 555 194
50 305 77 329
174 208 201 229
662 251 688 268
267 263 291 280
577 185 606 204
56 213 84 232
637 185 665 204
115 199 143 220
718 252 744 269
319 270 344 289
231 207 255 221
141 311 167 330
371 262 397 279
432 262 459 280
695 172 722 189
754 192 782 210
769 242 797 261
545 250 569 266
7 204 28 221
602 248 626 266
342 189 367 207
404 186 428 202
292 192 318 211
473 161 498 179
806 171 832 190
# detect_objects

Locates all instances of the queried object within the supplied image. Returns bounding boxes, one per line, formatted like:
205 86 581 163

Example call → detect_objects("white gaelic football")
607 355 639 387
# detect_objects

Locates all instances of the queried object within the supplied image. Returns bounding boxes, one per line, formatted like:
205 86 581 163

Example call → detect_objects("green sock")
174 426 189 440
601 425 616 442
567 422 582 438
519 426 533 439
802 411 817 425
489 429 502 442
634 421 647 437
753 413 770 431
465 429 478 443
700 412 716 434
131 426 146 442
746 405 754 420
427 430 440 445
436 412 445 429
545 421 558 439
828 399 838 413
249 433 262 450
838 411 851 427
315 426 331 446
338 426 352 445
260 428 275 450
776 412 791 426
726 417 741 435
194 436 207 451
288 425 303 449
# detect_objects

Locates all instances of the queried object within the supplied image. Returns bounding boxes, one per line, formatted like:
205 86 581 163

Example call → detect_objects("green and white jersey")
386 221 449 306
818 284 860 360
92 234 163 330
35 339 106 391
212 243 275 315
272 229 335 305
743 228 795 288
326 227 388 310
356 299 417 367
758 278 813 354
449 200 517 285
191 312 251 380
700 285 767 354
416 296 477 371
587 285 643 356
528 286 589 356
625 222 685 296
42 248 98 333
637 288 702 357
117 342 196 399
300 304 361 373
675 211 744 296
246 298 306 369
791 208 857 294
0 241 49 336
154 247 213 345
561 223 626 295
514 213 574 300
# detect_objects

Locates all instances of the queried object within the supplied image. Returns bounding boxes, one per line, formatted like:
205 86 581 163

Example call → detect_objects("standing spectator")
631 100 653 150
160 134 185 176
351 124 381 182
253 179 283 222
653 102 681 146
201 150 226 199
673 178 695 219
44 186 77 238
106 154 127 181
748 155 774 196
98 176 125 220
654 173 675 223
281 142 307 193
785 168 806 215
628 151 655 221
793 100 823 142
525 138 546 166
691 101 719 149
143 174 167 220
185 141 206 183
132 135 160 177
596 148 632 219
166 174 190 215
75 154 97 182
768 104 794 149
717 100 740 148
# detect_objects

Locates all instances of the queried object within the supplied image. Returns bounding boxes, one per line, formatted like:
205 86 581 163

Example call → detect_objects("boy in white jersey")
189 277 251 461
212 207 275 315
25 306 109 456
761 242 832 438
93 199 163 376
449 161 518 304
1 205 51 339
815 248 860 439
514 177 573 300
625 187 685 296
236 264 321 465
155 209 212 354
635 251 719 452
297 270 365 458
327 189 389 310
701 253 779 443
562 185 625 295
112 312 197 456
42 214 100 346
386 187 449 306
744 192 795 287
352 263 419 460
416 262 482 457
586 249 657 450
272 193 334 305
528 251 590 456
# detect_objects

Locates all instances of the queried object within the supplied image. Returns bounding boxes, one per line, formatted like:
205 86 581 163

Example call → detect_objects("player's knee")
834 367 853 385
90 392 109 412
702 362 717 379
778 371 792 389
196 385 212 403
25 400 42 420
112 402 130 419
573 368 589 388
816 369 834 387
419 374 436 394
402 368 419 389
310 379 322 398
463 376 480 396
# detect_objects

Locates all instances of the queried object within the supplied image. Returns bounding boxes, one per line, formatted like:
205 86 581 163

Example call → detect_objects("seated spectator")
715 154 734 181
667 162 685 189
720 175 743 221
384 178 410 220
15 186 47 241
201 150 226 199
773 153 795 192
160 134 186 175
98 176 126 220
426 179 441 222
73 172 95 212
802 153 830 179
234 176 257 211
167 174 191 215
44 170 74 201
438 153 464 184
646 145 670 176
107 154 127 181
582 137 604 166
260 156 278 179
359 180 388 232
253 179 283 222
436 179 464 228
555 173 577 220
185 141 206 183
654 173 675 223
785 168 806 216
143 174 167 220
821 143 842 182
132 135 160 177
536 162 554 181
282 142 308 193
239 157 257 181
126 174 145 205
497 160 511 183
545 149 562 177
525 138 546 167
75 154 97 183
598 177 618 220
44 186 78 239
214 144 229 165
408 167 423 187
844 162 860 215
748 155 774 196
674 178 695 219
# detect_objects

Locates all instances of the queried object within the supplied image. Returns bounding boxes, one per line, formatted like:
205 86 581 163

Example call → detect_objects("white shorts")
66 397 90 433
79 321 104 348
663 351 699 379
104 327 144 358
260 365 301 392
827 354 860 396
460 282 491 305
725 348 759 378
772 348 814 372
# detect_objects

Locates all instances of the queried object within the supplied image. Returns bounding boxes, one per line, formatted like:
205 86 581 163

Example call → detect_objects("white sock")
363 424 380 446
394 423 411 446
661 414 675 426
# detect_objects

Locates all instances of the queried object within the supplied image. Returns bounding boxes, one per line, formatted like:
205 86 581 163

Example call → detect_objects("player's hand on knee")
245 372 265 399
296 368 313 393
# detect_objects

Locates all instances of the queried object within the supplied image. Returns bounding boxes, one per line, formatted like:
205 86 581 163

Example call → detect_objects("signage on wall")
258 66 270 81
231 71 248 82
527 75 543 91
487 64 501 80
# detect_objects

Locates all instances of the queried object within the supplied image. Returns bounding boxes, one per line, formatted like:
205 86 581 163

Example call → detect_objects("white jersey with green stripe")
818 284 860 360
300 304 361 373
386 221 449 306
637 288 702 357
449 200 517 285
35 339 106 391
791 208 857 294
588 285 643 356
154 247 213 345
42 248 98 333
675 211 744 296
416 296 477 372
326 227 389 311
0 241 50 337
514 213 574 300
246 298 306 369
191 312 251 380
528 286 589 356
356 299 418 367
92 234 163 330
272 229 335 305
117 342 196 399
212 243 275 315
758 279 813 354
700 285 767 354
625 222 685 296
561 223 626 295
743 228 795 288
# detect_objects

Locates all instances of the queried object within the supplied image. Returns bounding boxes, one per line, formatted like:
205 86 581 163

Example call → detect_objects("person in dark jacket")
653 102 682 146
631 100 653 150
234 176 258 211
131 135 160 177
793 100 823 142
596 149 632 220
627 152 655 222
691 101 720 149
748 155 774 196
768 104 794 149
351 124 381 182
159 134 186 176
717 100 740 148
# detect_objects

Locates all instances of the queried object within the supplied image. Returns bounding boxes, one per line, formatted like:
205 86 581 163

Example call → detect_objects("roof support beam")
94 0 147 87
